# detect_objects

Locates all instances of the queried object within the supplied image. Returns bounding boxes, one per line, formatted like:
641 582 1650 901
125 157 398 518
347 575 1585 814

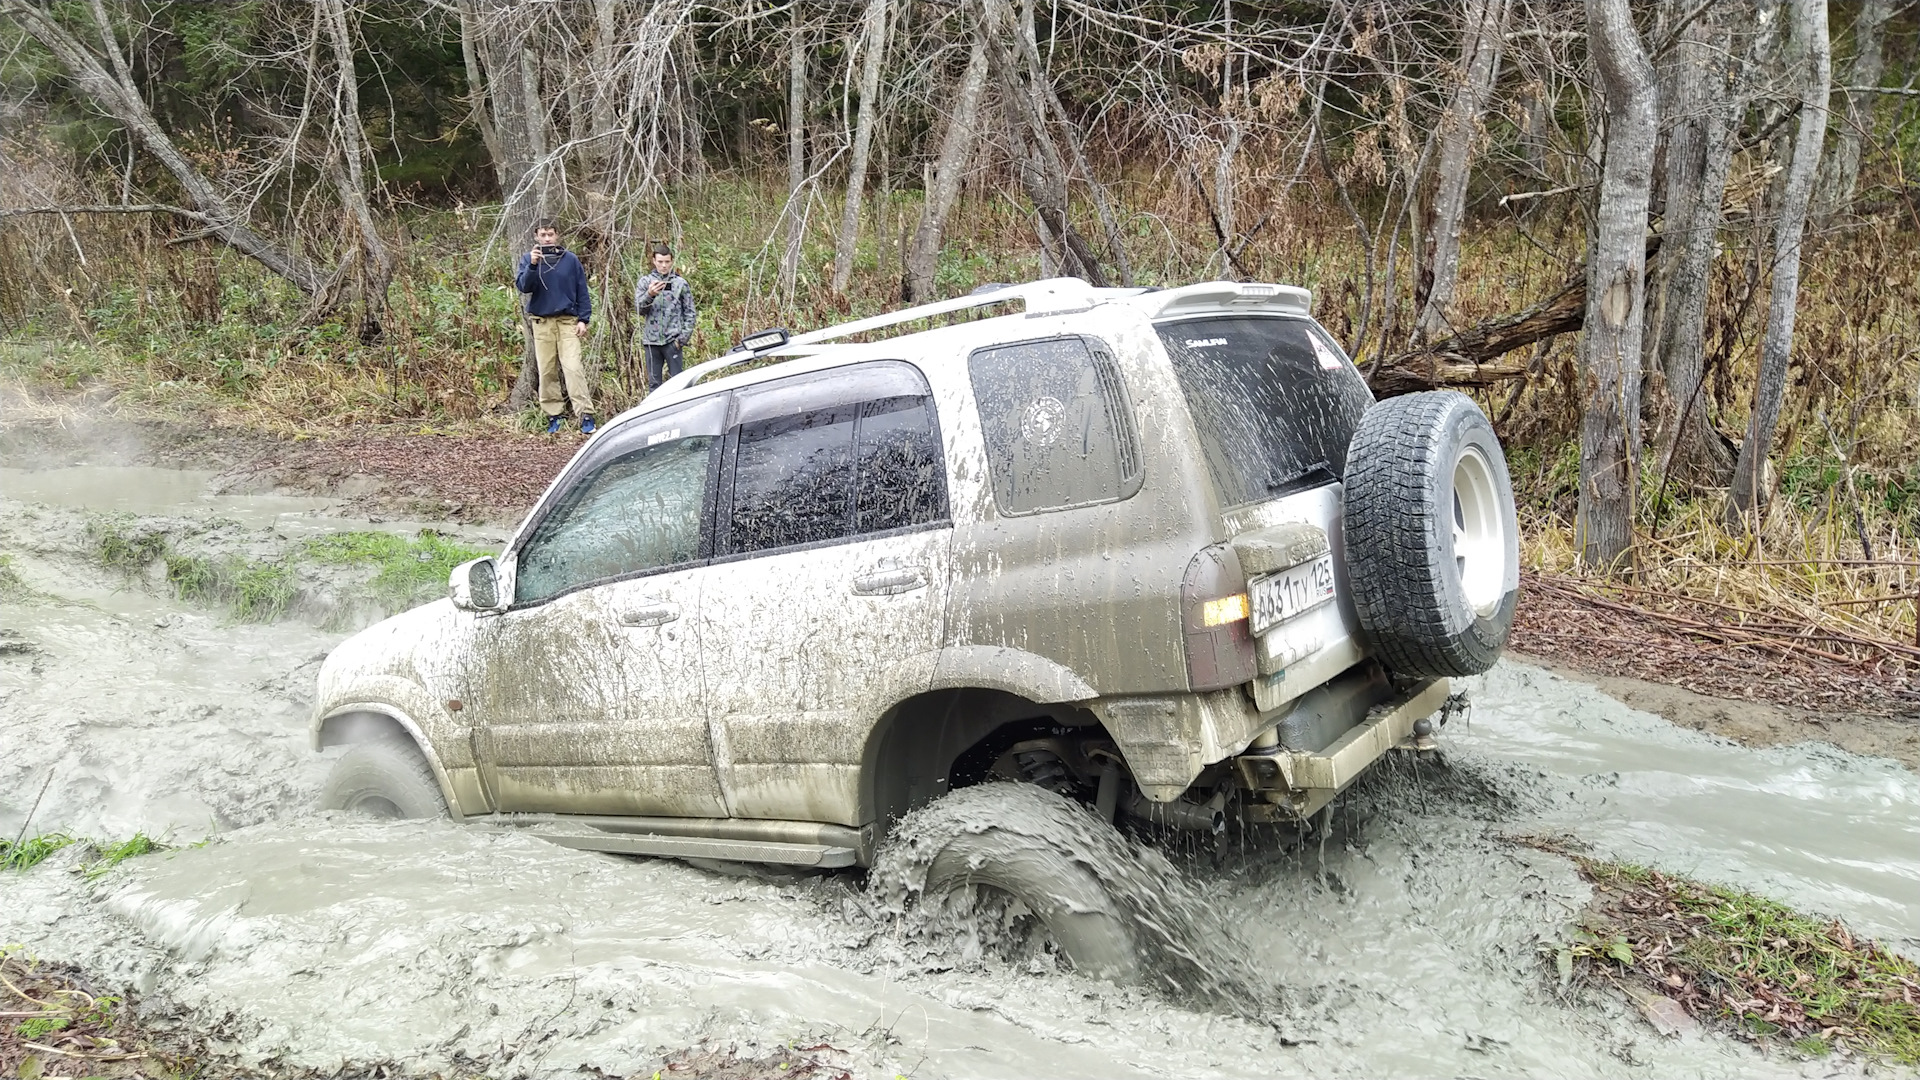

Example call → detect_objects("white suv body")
312 279 1510 867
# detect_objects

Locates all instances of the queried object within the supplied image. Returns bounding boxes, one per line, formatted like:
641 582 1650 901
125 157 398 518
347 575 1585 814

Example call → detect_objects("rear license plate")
1249 554 1336 636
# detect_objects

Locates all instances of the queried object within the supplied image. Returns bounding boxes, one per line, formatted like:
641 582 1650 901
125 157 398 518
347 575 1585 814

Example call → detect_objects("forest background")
0 0 1917 693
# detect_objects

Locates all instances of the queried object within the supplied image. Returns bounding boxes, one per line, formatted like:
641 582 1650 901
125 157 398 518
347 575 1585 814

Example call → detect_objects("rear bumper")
1236 678 1450 819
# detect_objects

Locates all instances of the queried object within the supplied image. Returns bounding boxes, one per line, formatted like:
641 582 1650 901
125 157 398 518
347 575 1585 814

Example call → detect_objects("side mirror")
449 556 505 612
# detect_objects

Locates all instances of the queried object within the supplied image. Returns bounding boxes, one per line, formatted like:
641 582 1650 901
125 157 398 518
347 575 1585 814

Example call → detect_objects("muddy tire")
874 784 1141 982
1343 391 1519 678
319 736 446 819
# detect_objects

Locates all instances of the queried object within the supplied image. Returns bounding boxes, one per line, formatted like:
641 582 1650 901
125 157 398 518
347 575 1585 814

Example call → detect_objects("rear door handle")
852 566 929 596
618 602 680 627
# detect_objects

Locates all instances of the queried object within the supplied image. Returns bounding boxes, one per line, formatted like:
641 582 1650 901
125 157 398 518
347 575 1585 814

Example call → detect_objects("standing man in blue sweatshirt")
515 220 597 434
635 244 697 391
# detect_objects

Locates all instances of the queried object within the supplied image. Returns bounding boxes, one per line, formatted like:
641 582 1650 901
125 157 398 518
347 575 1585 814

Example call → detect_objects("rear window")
1156 316 1373 508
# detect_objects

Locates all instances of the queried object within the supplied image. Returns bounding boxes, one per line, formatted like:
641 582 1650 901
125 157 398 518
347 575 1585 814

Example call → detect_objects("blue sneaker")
580 414 596 435
545 414 562 435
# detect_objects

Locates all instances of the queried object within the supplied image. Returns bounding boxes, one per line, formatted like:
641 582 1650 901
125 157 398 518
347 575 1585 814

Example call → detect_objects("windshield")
1156 315 1374 508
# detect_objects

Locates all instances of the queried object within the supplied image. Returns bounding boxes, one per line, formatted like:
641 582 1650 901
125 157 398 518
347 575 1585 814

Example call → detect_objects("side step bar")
480 813 869 868
540 831 859 868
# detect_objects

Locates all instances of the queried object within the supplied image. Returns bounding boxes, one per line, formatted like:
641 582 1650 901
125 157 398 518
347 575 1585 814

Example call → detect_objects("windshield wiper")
1264 460 1337 498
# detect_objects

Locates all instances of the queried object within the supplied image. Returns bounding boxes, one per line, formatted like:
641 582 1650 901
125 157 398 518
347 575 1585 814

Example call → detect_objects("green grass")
1560 856 1920 1065
87 517 169 574
303 529 490 609
0 833 74 871
1 831 169 879
0 553 27 599
82 832 166 881
163 551 297 622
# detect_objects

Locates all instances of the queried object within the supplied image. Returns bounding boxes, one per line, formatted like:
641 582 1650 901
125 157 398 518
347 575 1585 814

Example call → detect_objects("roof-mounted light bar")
731 327 791 354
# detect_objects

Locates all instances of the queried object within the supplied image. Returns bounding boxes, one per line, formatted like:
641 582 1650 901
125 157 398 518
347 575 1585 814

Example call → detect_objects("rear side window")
1156 316 1373 508
722 363 947 556
968 336 1143 515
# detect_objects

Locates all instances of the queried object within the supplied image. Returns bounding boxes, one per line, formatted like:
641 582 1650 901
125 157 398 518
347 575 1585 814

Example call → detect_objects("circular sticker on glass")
1020 395 1067 446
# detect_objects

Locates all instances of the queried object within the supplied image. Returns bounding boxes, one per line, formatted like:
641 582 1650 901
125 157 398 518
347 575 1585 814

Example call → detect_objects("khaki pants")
530 315 594 416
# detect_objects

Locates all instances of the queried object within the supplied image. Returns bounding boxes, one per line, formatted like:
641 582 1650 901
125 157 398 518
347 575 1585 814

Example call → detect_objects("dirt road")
1 457 1916 1077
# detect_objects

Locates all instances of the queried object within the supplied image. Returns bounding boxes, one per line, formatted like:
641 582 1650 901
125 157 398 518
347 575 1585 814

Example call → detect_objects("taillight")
1181 543 1257 691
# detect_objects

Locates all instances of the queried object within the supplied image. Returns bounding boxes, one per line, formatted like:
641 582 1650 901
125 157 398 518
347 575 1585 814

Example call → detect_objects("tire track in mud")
2 483 1917 1078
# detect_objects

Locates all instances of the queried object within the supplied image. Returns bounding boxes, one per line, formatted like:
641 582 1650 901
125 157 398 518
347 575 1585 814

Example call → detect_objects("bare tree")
1649 7 1738 488
0 0 326 295
1729 0 1831 529
317 0 393 341
780 26 809 303
972 0 1108 286
904 41 989 302
1414 0 1511 342
832 0 891 295
1577 0 1660 573
1815 0 1893 223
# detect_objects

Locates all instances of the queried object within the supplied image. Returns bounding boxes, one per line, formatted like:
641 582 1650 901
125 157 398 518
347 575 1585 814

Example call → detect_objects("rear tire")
319 736 447 819
1343 391 1519 677
873 784 1141 982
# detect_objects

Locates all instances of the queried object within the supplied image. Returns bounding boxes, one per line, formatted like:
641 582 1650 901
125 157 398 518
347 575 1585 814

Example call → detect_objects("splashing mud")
2 469 1917 1077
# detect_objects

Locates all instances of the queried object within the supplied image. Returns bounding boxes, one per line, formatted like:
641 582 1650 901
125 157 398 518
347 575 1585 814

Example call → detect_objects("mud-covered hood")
312 598 466 732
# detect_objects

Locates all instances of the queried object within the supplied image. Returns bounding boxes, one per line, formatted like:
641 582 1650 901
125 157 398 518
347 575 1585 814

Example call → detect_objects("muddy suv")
311 278 1519 974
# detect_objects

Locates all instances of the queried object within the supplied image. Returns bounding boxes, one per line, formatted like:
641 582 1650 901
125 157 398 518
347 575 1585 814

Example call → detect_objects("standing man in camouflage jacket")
635 244 697 391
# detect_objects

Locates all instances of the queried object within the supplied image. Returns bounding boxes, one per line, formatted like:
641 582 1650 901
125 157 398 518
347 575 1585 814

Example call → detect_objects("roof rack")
650 277 1104 398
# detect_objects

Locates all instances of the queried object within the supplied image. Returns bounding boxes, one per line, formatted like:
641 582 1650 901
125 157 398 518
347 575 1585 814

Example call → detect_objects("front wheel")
319 736 447 819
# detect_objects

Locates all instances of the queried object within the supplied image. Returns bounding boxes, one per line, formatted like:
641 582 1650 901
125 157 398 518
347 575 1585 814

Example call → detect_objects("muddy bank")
1519 651 1920 774
3 477 1918 1078
0 389 570 526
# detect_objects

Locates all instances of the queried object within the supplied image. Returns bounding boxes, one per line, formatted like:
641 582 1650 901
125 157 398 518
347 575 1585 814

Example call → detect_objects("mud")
1515 650 1920 774
2 470 1918 1078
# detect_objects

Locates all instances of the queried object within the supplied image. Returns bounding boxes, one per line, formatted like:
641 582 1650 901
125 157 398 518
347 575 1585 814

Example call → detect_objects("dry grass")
1522 847 1920 1066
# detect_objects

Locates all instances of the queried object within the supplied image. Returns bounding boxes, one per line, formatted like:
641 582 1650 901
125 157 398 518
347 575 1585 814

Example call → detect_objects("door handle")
852 566 928 596
618 602 680 627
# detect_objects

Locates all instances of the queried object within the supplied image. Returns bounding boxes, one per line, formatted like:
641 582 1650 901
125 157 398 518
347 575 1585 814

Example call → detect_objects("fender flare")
927 645 1098 704
313 697 465 821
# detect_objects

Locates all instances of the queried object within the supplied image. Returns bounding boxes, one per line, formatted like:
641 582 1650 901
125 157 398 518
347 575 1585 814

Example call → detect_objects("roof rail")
649 277 1102 398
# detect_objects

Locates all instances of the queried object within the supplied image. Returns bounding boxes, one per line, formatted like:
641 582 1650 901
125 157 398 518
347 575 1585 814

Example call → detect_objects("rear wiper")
1265 460 1336 497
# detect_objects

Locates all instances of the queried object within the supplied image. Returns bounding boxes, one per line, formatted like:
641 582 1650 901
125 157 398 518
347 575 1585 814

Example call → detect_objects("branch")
0 203 210 222
1837 84 1920 97
1497 184 1583 208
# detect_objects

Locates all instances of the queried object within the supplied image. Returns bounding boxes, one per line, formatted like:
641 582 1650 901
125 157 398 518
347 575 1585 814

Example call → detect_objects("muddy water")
2 473 1916 1078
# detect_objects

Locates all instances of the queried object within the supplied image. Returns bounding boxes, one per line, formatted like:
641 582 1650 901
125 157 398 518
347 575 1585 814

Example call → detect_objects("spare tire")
1342 390 1518 677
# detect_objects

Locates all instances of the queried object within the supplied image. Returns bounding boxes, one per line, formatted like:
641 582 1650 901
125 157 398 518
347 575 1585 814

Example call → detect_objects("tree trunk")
904 42 988 302
1729 0 1830 529
1652 11 1737 488
832 0 890 296
1815 0 1892 223
3 0 325 296
1414 0 1511 342
463 1 554 409
780 28 809 304
1578 0 1660 574
318 0 393 342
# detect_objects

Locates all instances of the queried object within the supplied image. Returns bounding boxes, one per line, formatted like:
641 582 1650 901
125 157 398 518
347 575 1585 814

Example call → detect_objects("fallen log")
1367 236 1660 399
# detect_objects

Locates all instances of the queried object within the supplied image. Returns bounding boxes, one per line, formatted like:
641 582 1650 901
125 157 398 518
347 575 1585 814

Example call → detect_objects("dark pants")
645 342 684 389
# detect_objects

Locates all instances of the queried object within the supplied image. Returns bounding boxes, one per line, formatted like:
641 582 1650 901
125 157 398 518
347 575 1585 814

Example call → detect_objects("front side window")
1156 315 1374 508
514 398 725 604
968 336 1143 515
723 362 947 556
